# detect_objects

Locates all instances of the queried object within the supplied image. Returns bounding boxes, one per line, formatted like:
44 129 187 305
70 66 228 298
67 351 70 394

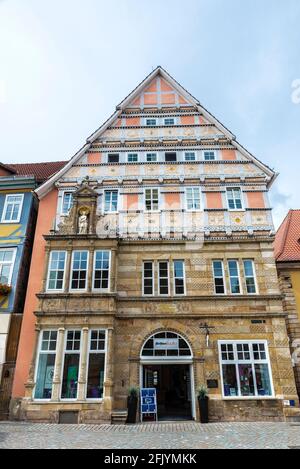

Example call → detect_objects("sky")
0 0 299 228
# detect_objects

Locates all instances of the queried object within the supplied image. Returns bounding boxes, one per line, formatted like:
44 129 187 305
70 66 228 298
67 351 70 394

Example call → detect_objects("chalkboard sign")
140 388 158 422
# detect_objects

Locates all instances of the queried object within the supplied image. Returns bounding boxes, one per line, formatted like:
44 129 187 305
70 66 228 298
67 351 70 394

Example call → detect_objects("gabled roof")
35 66 277 199
10 161 67 183
274 210 300 262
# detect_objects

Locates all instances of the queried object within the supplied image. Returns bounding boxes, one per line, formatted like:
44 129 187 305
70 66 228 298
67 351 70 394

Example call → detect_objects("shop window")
34 331 57 399
61 330 81 399
219 341 273 398
86 330 106 399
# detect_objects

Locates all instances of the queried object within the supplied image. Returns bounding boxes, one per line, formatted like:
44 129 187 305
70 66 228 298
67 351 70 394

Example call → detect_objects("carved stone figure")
78 209 89 234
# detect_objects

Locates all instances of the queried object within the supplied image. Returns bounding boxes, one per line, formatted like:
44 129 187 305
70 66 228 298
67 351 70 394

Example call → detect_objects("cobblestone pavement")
0 421 299 449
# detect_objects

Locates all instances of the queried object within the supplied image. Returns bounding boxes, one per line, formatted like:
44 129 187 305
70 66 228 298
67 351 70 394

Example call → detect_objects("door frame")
140 360 196 420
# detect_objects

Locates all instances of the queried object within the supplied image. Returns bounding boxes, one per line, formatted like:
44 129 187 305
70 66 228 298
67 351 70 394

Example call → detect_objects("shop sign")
154 338 179 350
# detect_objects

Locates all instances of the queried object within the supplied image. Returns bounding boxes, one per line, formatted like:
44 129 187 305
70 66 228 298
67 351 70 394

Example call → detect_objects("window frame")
228 259 243 295
203 150 217 161
243 259 258 295
104 189 119 213
61 191 73 215
218 340 275 400
163 117 176 126
127 153 139 163
33 329 58 401
46 250 67 292
144 188 160 212
85 329 107 401
146 152 158 163
92 250 111 292
69 250 89 292
1 193 24 223
185 187 201 211
158 260 170 296
212 260 226 295
0 248 17 286
143 260 155 297
184 152 196 162
173 260 186 296
145 118 157 126
60 329 82 401
226 187 244 211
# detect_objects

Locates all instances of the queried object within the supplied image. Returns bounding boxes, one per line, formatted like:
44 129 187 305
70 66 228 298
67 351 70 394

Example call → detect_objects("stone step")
111 411 128 425
284 407 300 423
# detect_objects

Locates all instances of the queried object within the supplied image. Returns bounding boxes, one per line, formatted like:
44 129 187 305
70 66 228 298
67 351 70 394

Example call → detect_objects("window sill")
222 396 275 401
0 220 21 224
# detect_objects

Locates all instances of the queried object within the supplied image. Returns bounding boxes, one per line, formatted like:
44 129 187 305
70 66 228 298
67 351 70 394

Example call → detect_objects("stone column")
77 327 89 400
24 325 41 399
87 247 94 292
41 246 51 292
103 327 114 411
64 246 73 292
51 328 65 401
110 249 117 293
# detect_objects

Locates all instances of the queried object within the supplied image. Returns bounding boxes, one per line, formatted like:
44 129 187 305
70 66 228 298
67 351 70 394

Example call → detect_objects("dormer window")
107 153 119 163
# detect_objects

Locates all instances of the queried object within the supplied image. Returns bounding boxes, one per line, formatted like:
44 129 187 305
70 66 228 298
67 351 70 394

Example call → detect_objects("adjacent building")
0 161 66 418
275 210 300 398
10 67 299 423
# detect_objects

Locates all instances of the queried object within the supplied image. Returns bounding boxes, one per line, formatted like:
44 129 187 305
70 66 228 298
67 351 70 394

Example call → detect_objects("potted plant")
0 284 12 296
126 387 139 424
198 385 209 424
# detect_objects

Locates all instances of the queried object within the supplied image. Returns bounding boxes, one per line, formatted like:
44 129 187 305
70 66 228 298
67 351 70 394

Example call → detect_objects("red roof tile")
9 161 67 183
274 210 300 262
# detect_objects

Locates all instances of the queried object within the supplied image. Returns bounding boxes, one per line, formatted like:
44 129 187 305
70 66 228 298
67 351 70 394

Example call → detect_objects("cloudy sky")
0 0 299 227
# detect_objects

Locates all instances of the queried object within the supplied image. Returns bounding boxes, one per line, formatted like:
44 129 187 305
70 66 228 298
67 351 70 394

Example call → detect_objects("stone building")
10 67 299 423
275 210 300 399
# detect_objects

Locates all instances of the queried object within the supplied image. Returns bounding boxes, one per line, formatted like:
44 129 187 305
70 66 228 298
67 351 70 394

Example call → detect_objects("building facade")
275 210 300 399
11 67 299 423
0 162 65 419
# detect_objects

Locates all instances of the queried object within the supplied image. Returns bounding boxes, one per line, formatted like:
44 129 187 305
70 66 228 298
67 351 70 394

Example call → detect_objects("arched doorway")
140 331 195 421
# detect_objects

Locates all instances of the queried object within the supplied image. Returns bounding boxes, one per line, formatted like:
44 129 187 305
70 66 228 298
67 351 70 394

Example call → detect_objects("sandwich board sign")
140 388 158 422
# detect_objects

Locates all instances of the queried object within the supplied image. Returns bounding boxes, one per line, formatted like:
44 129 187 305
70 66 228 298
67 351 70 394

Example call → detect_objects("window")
204 151 216 161
104 190 118 212
93 251 110 290
141 332 192 358
70 251 89 291
143 261 154 295
145 188 159 211
228 260 241 294
2 194 24 223
219 341 273 398
174 260 185 295
185 152 196 161
86 330 106 399
34 331 57 399
227 188 243 210
158 261 169 295
146 119 157 126
0 249 15 285
107 153 119 163
243 260 257 294
165 152 177 162
164 118 175 126
127 153 138 163
47 251 66 291
61 330 81 399
61 192 73 215
146 153 157 162
213 260 226 294
186 187 201 210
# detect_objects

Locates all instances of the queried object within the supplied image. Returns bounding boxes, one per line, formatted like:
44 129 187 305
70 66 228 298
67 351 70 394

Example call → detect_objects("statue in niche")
78 209 89 234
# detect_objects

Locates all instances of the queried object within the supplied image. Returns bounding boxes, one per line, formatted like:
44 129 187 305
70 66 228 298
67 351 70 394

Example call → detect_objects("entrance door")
143 364 192 420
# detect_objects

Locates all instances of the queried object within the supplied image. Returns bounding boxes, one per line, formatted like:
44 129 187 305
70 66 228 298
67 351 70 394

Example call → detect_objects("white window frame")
145 118 157 126
212 260 226 295
127 152 139 163
61 191 73 215
203 150 217 161
243 259 258 295
33 329 58 401
92 250 111 292
146 152 158 162
143 261 155 296
104 189 119 213
60 329 82 401
228 259 243 295
85 329 107 401
1 193 24 223
226 187 244 211
144 188 160 212
69 250 89 292
158 260 170 296
173 260 186 296
185 187 201 211
46 251 67 292
184 152 196 162
0 248 17 286
218 340 275 400
164 117 176 126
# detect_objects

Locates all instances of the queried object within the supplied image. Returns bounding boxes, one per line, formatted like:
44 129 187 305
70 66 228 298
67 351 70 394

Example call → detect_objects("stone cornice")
116 312 286 320
116 294 282 302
